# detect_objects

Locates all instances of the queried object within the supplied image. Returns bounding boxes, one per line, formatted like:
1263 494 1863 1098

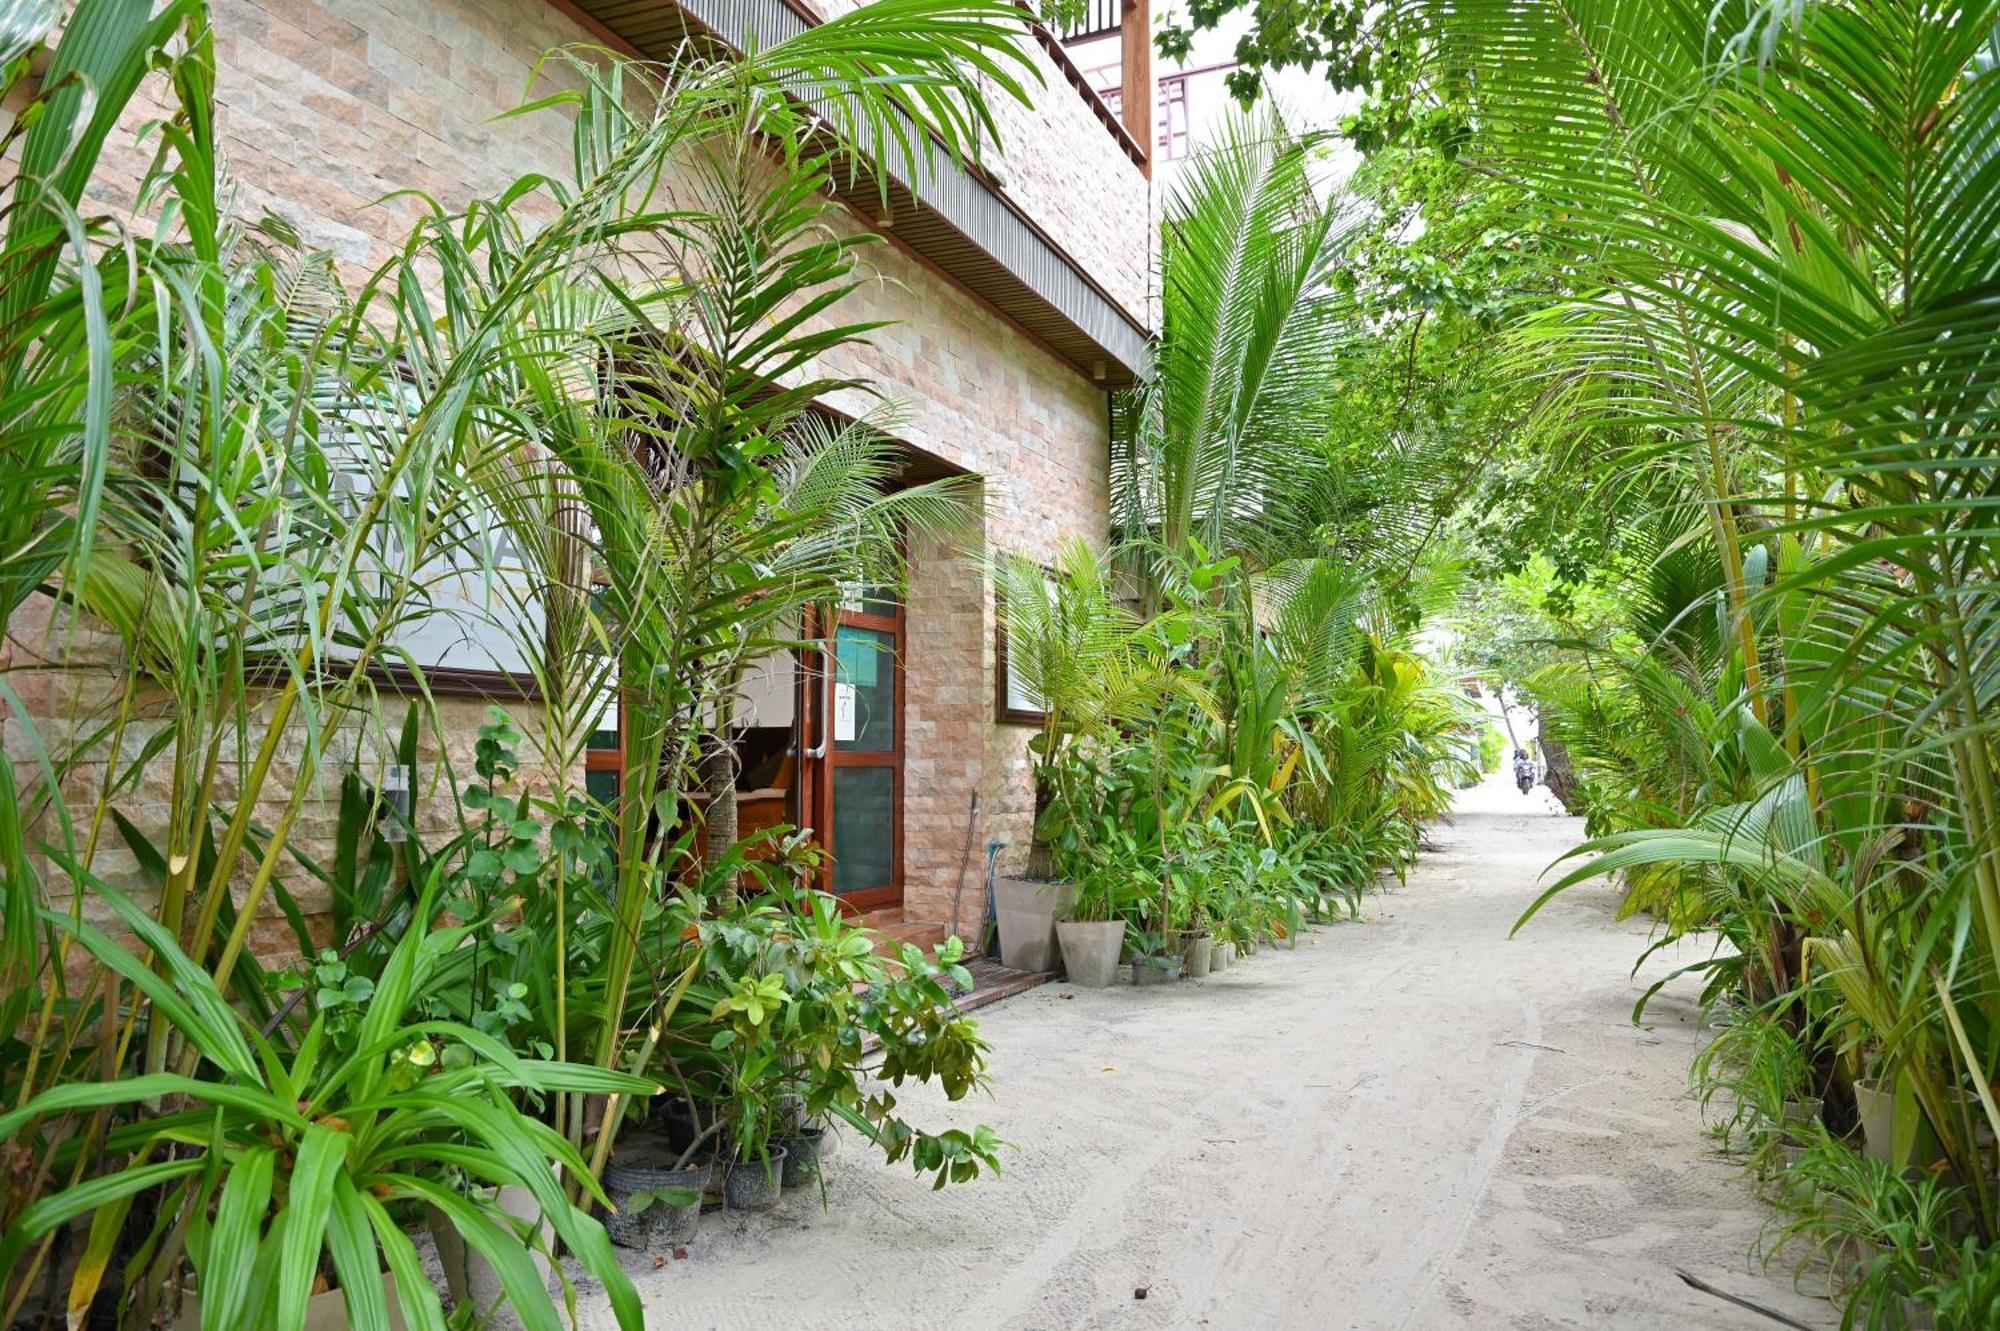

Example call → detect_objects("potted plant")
708 969 795 1211
1056 846 1136 988
602 1135 711 1248
1183 925 1214 979
992 874 1078 972
994 544 1148 972
661 846 1004 1206
1127 928 1182 986
1208 929 1230 971
775 1118 832 1188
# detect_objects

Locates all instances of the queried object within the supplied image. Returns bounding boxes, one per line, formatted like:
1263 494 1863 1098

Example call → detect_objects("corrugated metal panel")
566 0 1152 385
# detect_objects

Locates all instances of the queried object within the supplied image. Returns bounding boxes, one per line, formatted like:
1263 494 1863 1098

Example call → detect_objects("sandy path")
583 774 1830 1329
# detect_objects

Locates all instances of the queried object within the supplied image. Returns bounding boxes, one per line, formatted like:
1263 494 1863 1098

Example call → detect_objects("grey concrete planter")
1183 932 1213 978
993 877 1076 973
1056 919 1125 988
1856 1079 1973 1173
430 1171 555 1324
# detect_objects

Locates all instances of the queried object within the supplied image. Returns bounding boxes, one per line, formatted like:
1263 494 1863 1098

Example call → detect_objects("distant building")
1061 2 1362 185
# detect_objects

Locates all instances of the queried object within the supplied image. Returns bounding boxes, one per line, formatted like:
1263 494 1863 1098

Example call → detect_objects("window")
318 378 547 690
994 577 1051 727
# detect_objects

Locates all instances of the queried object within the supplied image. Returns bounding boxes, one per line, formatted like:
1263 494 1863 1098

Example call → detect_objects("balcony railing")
1056 0 1126 42
1024 4 1147 169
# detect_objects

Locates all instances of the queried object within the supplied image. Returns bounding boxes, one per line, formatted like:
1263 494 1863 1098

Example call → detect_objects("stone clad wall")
797 0 1153 322
8 0 1128 949
2 599 559 956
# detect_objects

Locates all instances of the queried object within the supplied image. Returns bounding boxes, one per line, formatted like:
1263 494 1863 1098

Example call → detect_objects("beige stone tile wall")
800 0 1153 321
4 597 562 965
6 0 1127 947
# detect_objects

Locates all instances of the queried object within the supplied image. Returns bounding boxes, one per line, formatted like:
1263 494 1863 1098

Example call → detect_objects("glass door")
822 588 902 911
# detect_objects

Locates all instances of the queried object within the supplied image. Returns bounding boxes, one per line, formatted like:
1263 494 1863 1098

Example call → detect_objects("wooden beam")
1120 0 1152 175
1120 0 1153 180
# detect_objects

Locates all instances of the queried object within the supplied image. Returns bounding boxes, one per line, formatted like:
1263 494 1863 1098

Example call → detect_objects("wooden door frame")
799 600 906 915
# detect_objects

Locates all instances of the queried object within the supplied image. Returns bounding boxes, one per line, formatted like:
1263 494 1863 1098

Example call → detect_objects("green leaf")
39 872 261 1083
275 1125 348 1331
389 1179 563 1331
325 1174 389 1331
200 1147 275 1331
0 1158 206 1275
360 1190 447 1331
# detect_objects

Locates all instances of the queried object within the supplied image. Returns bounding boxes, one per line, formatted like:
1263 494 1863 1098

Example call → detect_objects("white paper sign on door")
834 682 857 743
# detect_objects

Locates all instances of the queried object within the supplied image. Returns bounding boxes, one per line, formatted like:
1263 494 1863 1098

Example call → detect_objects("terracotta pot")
1056 919 1125 988
993 877 1075 973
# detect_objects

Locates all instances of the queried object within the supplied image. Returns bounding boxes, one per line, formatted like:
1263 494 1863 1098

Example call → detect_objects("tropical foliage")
0 1 1035 1325
1001 103 1479 974
1326 0 2000 1320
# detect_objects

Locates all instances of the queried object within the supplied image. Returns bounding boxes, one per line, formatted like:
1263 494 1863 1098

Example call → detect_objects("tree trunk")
699 734 738 872
1538 723 1585 815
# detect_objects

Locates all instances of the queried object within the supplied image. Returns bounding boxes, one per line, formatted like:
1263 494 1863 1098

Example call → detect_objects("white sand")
580 773 1830 1329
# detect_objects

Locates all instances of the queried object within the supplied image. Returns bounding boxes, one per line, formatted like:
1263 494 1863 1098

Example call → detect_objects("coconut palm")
1113 106 1359 603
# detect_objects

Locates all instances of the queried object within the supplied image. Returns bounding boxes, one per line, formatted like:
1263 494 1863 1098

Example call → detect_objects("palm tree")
1114 106 1358 604
1411 0 2000 1241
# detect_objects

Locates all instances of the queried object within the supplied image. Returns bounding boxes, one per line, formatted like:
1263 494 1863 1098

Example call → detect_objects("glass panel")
587 692 620 751
839 581 899 617
834 626 895 752
584 768 620 803
832 766 895 895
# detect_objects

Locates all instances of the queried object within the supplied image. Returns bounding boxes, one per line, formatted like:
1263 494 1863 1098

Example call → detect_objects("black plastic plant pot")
604 1138 713 1248
723 1146 790 1211
654 1097 703 1154
777 1126 827 1188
